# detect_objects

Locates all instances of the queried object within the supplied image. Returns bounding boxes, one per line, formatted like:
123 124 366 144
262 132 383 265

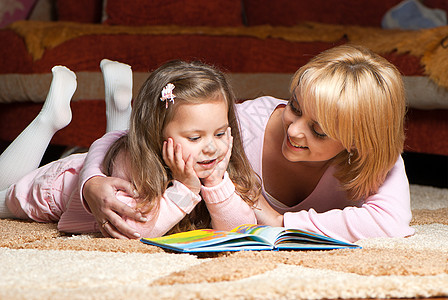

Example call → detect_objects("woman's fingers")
111 177 139 198
82 176 145 239
104 210 141 239
97 197 143 239
99 218 129 239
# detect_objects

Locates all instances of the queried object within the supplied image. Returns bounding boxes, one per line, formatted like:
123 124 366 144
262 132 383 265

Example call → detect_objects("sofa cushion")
56 0 103 23
104 0 243 26
243 0 404 27
243 0 448 27
0 0 38 28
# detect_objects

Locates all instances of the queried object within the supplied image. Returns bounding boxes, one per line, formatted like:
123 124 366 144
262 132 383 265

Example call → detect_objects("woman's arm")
201 172 257 231
253 195 284 227
79 130 144 239
118 181 201 238
259 157 415 243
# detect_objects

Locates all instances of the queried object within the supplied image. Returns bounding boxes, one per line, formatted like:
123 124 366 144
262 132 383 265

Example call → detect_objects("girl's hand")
82 176 146 239
163 138 201 195
254 195 284 227
201 127 233 187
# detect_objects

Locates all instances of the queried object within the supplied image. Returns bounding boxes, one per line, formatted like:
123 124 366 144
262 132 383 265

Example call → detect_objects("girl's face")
163 97 230 178
281 91 345 163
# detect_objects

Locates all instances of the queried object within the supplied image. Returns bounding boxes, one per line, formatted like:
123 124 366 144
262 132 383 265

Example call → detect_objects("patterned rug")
0 184 447 300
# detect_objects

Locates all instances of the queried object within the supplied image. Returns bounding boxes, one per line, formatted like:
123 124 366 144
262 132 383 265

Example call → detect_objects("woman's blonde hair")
103 60 260 233
290 44 406 200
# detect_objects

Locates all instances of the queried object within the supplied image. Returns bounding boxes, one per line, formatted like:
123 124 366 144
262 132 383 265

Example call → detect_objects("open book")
140 224 360 253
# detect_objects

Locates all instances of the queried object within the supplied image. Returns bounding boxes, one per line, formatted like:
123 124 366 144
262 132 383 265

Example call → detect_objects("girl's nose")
202 139 217 154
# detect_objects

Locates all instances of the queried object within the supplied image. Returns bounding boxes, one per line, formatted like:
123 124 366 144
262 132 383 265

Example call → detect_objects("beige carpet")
1 184 447 300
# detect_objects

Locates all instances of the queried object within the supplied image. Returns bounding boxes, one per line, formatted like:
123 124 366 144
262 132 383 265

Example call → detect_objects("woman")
82 45 413 242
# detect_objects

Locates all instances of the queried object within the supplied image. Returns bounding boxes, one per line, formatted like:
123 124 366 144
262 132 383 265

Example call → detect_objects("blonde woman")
83 45 414 242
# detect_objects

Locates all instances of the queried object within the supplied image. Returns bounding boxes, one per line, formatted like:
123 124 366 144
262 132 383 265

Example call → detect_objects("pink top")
236 96 414 242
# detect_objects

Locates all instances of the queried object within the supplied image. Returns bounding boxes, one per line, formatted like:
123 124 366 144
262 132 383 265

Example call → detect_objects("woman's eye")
289 100 302 115
216 131 226 138
188 136 200 142
312 128 327 139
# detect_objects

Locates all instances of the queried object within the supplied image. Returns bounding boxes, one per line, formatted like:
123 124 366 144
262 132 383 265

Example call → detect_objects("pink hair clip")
160 83 176 108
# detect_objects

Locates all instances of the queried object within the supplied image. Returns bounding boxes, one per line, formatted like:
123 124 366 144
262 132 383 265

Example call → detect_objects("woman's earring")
348 152 353 165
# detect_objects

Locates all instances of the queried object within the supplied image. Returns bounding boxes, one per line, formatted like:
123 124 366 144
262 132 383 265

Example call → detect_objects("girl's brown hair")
290 44 406 200
103 60 260 233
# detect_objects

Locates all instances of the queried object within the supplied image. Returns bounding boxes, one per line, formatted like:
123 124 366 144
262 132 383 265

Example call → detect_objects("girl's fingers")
174 143 185 168
164 138 187 175
166 138 174 161
185 154 195 173
228 134 233 153
162 141 169 164
163 138 176 168
225 128 233 161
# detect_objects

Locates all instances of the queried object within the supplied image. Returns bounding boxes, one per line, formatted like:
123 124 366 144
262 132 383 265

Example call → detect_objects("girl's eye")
216 131 226 138
188 136 200 142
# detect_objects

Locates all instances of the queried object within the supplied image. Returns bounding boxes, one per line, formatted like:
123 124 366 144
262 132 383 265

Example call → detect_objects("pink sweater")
6 135 256 237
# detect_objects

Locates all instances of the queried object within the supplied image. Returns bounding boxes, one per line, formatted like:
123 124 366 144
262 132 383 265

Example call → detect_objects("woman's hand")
201 127 233 187
254 195 284 227
82 176 147 239
163 138 201 194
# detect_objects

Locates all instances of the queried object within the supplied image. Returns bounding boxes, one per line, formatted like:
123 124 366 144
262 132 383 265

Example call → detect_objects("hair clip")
160 83 176 108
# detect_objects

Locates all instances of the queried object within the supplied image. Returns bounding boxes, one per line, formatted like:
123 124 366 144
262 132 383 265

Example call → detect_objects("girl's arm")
257 157 414 243
201 172 257 231
118 180 202 238
199 129 257 230
79 130 144 239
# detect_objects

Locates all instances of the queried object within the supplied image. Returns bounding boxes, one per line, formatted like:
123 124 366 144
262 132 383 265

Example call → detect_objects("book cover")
140 224 361 253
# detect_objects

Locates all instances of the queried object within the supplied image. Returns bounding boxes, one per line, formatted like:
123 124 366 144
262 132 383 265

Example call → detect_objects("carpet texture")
1 184 447 299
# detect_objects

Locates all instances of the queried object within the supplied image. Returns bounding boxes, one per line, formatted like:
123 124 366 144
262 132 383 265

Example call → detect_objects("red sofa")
0 0 447 157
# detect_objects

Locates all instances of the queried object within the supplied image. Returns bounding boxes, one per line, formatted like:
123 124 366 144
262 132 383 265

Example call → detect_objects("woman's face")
281 91 345 163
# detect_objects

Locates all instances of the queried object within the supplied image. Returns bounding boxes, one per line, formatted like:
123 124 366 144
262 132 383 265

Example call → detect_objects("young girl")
0 60 259 238
83 44 414 243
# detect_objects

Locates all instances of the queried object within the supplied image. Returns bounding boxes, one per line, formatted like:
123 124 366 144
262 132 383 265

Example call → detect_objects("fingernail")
140 217 148 222
133 232 141 238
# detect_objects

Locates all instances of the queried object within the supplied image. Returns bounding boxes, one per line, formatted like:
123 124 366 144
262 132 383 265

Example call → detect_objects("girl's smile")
197 158 218 169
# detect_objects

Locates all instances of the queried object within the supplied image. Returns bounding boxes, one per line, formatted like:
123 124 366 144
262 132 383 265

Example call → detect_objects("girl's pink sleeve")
283 156 415 243
78 130 126 210
119 180 202 238
200 172 257 231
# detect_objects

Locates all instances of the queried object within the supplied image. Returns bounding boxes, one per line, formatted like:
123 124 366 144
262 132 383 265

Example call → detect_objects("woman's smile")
287 135 308 150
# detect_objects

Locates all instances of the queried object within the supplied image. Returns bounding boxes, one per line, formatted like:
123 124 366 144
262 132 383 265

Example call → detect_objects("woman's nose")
287 118 306 139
